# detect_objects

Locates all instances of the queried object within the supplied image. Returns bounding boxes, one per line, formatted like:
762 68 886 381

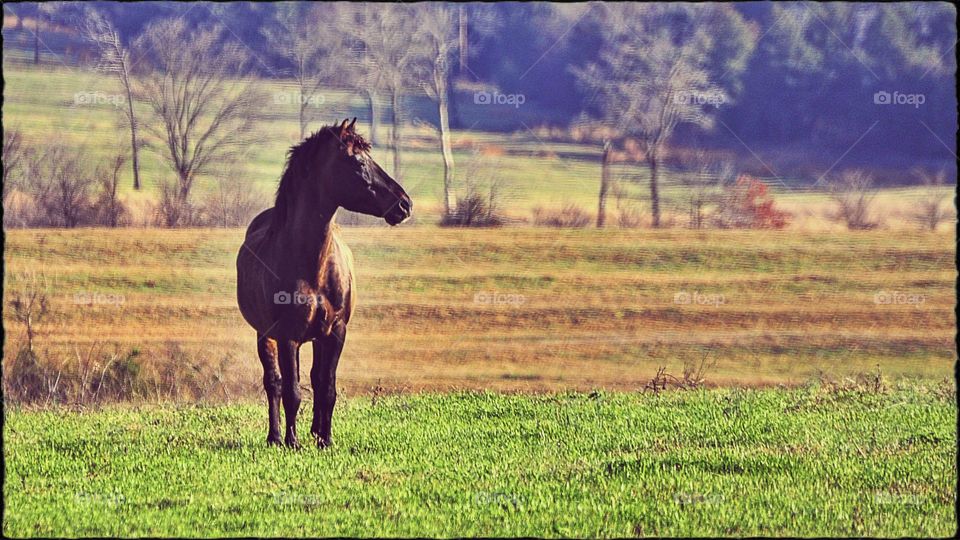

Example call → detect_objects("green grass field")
4 386 956 537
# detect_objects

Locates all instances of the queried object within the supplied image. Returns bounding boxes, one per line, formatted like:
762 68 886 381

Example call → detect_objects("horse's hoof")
317 437 333 449
285 436 302 450
267 435 282 447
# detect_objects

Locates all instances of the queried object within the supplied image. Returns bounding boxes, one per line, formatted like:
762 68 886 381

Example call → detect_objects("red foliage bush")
714 175 790 229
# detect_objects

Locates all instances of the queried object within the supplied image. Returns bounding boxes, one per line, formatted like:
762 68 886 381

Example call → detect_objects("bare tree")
8 271 50 355
29 143 96 228
92 149 129 227
3 128 26 204
262 3 336 141
597 139 613 227
135 19 261 226
685 152 733 229
828 170 878 230
455 4 500 80
458 5 469 76
32 3 48 65
199 166 266 228
412 3 460 217
575 4 754 228
910 168 952 231
80 7 143 190
336 4 419 181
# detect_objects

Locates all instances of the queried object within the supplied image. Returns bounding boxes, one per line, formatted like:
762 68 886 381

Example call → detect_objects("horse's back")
244 208 274 243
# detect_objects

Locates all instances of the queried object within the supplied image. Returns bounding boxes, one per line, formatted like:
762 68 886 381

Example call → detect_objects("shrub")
440 189 503 227
616 205 644 228
827 170 878 230
28 144 97 227
90 152 130 227
94 349 144 401
533 203 592 228
5 141 132 228
154 179 198 227
3 128 26 208
910 168 952 231
4 348 57 403
713 175 790 229
197 177 266 227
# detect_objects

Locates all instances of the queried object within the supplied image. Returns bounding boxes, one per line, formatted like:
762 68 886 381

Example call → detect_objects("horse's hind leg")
278 339 302 449
311 328 345 449
257 335 282 446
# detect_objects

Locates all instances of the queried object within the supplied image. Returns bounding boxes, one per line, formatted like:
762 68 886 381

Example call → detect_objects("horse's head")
322 118 412 225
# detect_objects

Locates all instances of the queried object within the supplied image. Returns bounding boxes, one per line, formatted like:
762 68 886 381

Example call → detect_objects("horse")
236 118 412 449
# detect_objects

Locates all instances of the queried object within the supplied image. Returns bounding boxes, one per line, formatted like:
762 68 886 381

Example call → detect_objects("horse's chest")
288 281 338 337
283 266 350 340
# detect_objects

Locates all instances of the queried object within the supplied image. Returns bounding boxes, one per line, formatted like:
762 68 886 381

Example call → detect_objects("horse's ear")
348 117 357 131
338 119 350 139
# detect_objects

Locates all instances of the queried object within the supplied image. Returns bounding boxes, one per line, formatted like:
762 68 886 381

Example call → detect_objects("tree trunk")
366 89 380 146
298 86 307 141
297 57 308 141
27 314 34 354
123 84 141 190
390 89 402 181
179 173 191 201
649 149 661 228
597 140 611 228
459 6 469 77
33 4 40 65
438 81 456 217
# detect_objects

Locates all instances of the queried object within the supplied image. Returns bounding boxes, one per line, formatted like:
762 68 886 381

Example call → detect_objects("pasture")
3 227 954 399
4 387 956 537
2 21 957 538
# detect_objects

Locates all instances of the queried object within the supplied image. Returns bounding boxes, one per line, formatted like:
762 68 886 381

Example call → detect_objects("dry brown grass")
3 227 954 402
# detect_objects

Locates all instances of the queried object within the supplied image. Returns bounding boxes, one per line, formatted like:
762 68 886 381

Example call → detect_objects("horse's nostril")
399 199 412 214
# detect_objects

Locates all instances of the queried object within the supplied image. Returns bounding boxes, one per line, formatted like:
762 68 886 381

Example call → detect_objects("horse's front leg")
278 339 302 449
257 335 282 446
311 328 345 448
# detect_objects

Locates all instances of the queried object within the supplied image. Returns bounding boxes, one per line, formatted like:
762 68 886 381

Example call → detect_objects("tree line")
2 2 955 229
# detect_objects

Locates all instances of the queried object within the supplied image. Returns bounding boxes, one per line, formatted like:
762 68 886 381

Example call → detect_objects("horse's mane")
270 122 371 231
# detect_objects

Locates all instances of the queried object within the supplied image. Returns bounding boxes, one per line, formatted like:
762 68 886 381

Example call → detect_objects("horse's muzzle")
384 197 412 225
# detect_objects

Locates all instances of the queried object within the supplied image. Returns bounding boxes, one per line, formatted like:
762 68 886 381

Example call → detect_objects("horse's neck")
280 203 337 282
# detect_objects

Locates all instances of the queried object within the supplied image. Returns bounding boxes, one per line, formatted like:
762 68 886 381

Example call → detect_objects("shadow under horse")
237 119 412 448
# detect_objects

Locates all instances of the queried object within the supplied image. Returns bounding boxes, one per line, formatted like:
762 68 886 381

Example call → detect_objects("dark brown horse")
237 119 412 448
